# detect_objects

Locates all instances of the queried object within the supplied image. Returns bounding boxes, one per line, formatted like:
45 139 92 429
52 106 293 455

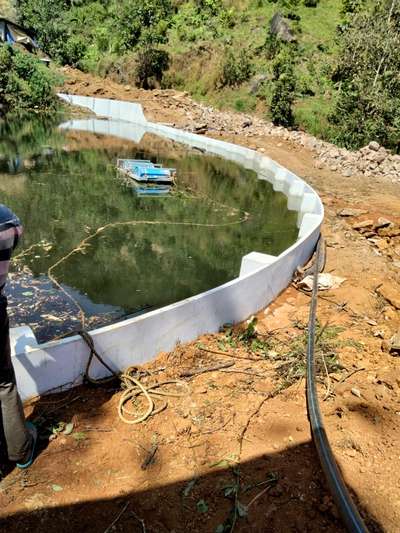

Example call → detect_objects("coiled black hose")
306 237 369 533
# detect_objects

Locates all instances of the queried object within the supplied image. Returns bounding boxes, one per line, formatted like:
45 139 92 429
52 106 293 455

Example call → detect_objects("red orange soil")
1 69 400 532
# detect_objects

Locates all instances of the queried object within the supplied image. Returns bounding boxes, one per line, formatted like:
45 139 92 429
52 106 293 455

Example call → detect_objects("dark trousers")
0 295 30 463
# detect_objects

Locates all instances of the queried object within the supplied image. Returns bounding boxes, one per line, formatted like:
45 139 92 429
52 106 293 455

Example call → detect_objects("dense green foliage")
0 44 59 114
219 49 253 88
16 0 173 69
270 48 297 127
330 0 400 150
10 0 400 150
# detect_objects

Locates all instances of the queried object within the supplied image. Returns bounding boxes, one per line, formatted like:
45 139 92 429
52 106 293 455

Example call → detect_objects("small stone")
194 123 208 134
373 152 386 163
352 220 374 230
379 226 400 238
342 168 353 177
375 239 389 251
375 217 393 229
376 283 400 310
351 387 362 398
368 141 380 151
338 208 368 217
390 333 400 355
383 306 398 321
381 339 391 352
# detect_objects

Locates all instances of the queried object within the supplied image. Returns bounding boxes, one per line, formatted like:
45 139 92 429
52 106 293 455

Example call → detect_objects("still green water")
0 116 298 342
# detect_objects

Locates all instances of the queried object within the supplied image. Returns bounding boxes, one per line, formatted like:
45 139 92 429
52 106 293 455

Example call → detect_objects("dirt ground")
1 69 400 532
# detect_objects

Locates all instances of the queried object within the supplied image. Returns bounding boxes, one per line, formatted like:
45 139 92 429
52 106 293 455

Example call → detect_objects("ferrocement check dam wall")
10 94 324 401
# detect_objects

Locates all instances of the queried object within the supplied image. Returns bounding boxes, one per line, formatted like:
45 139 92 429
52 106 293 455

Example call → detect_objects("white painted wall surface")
11 95 323 400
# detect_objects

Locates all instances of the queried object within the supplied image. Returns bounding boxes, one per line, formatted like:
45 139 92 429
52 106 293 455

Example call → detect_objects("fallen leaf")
63 422 74 436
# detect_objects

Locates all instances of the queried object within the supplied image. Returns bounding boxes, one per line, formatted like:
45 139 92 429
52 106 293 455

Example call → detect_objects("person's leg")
0 295 32 463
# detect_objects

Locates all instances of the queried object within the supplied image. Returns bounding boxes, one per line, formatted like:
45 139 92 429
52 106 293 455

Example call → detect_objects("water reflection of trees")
1 116 298 314
0 114 65 173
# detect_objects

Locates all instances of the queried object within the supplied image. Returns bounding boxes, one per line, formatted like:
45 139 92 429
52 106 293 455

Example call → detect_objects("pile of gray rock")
311 139 400 182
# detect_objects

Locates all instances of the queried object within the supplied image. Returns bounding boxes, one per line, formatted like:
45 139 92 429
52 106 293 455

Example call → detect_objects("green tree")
111 0 173 53
16 0 76 63
219 48 253 88
0 45 59 114
270 47 297 127
330 0 400 150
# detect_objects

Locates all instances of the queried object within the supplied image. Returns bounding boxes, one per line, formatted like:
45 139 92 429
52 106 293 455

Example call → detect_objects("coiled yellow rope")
118 367 188 425
78 331 189 425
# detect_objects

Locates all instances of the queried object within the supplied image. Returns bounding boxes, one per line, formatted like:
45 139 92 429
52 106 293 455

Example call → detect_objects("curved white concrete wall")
12 94 323 400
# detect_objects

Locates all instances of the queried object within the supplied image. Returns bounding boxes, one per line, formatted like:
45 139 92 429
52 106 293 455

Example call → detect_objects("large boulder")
270 12 297 43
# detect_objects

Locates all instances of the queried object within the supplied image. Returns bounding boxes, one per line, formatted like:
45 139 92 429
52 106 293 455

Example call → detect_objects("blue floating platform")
117 159 175 184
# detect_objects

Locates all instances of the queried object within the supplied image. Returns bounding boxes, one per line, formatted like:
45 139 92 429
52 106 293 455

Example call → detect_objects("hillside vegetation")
2 0 399 151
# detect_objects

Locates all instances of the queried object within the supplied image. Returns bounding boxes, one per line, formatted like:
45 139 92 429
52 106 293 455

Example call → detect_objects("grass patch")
218 318 274 356
294 95 335 140
216 318 365 392
273 322 344 389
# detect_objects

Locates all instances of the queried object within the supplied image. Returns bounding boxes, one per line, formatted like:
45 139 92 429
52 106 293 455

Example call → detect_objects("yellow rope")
76 332 189 425
118 367 189 425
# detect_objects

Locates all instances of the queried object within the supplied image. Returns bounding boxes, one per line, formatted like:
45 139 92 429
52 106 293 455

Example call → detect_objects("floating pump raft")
117 159 176 184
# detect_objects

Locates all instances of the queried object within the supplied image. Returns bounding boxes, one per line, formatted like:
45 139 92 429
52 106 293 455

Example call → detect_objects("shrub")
270 48 297 127
135 48 170 89
161 70 185 89
173 0 235 43
0 45 60 114
341 0 366 16
219 48 253 88
330 1 400 150
111 0 173 52
259 32 282 60
304 0 319 6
